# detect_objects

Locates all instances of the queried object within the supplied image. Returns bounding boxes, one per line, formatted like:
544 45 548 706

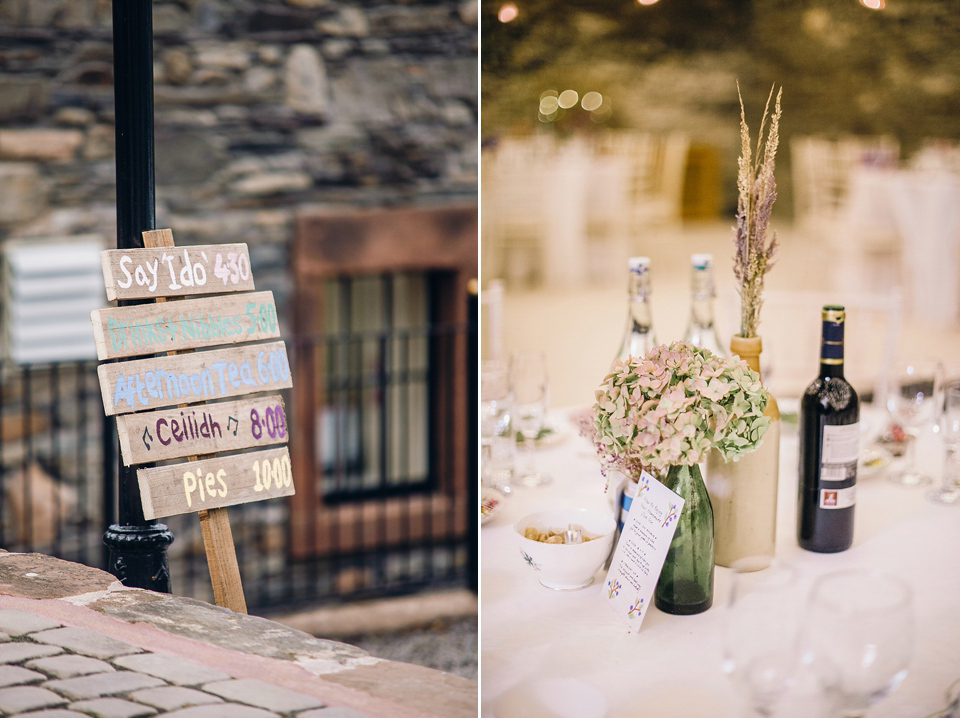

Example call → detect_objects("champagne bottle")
682 253 726 358
798 306 860 553
614 256 657 364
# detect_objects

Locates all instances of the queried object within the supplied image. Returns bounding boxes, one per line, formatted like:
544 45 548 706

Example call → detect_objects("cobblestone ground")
0 609 364 718
349 617 478 681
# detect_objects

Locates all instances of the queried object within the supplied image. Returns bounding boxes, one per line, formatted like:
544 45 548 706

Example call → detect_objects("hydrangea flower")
593 341 770 476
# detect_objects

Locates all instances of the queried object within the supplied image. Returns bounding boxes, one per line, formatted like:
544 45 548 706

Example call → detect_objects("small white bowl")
515 508 617 590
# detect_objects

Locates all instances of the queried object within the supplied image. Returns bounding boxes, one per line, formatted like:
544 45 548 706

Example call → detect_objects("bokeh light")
558 90 579 109
581 92 603 112
860 0 885 8
498 2 519 22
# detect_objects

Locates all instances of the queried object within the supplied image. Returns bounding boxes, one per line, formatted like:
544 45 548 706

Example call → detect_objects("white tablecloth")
481 409 960 718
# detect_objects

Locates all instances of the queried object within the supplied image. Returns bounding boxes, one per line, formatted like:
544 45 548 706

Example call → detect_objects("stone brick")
0 684 67 713
231 172 312 196
0 642 63 664
0 162 49 226
43 671 164 700
163 705 278 718
27 655 117 679
202 679 323 713
298 708 373 718
31 627 143 659
0 609 61 636
0 664 45 687
0 129 84 161
10 711 89 718
69 697 158 718
83 124 114 160
111 653 229 686
284 44 329 117
128 686 222 710
0 77 48 121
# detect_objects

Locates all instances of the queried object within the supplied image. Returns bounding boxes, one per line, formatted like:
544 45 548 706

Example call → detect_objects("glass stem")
944 446 959 492
523 436 537 476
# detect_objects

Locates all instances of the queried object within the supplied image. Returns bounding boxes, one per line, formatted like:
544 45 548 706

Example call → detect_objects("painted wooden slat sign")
91 291 281 360
100 243 255 301
137 446 294 520
97 340 291 416
116 394 288 465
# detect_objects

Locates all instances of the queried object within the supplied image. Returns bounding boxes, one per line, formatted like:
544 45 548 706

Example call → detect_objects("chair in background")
481 279 505 362
791 135 902 295
721 289 902 402
597 131 690 230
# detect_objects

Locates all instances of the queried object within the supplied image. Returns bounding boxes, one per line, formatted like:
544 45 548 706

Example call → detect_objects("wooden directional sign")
101 243 255 301
116 395 288 465
97 340 291 416
93 228 294 614
91 291 281 360
137 446 294 520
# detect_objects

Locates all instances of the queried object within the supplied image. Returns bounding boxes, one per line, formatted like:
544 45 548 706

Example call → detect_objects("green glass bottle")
655 463 715 615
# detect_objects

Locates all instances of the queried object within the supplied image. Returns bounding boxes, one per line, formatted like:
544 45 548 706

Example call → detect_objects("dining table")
480 404 960 718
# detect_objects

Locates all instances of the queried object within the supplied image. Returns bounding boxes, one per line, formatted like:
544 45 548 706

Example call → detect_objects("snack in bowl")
515 507 616 590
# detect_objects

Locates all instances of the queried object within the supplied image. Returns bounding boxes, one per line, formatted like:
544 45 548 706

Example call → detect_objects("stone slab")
128 686 222 710
0 642 63 663
31 627 143 659
102 598 369 666
0 684 68 712
27 655 117 679
112 653 230 686
162 705 279 718
0 608 62 636
0 664 46 687
13 711 89 718
70 697 159 718
0 554 116 600
202 678 323 712
299 708 373 718
44 671 165 700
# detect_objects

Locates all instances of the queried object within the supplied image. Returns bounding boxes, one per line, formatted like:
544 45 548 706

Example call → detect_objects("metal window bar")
0 303 471 609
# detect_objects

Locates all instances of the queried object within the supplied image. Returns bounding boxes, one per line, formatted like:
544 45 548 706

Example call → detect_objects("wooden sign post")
92 229 295 613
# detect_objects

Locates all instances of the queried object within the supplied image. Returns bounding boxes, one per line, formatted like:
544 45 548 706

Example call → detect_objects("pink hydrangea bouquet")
592 341 770 477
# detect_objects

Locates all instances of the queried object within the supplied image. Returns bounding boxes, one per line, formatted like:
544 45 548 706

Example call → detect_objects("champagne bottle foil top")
821 320 845 344
821 305 846 323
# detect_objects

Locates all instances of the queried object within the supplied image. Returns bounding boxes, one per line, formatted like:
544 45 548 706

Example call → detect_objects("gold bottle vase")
706 335 781 567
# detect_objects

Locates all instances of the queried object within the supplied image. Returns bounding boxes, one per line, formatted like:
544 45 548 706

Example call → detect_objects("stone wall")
481 0 960 216
0 0 478 312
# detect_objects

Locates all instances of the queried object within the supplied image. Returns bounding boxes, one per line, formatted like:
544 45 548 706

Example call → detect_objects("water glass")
800 570 913 717
722 557 802 717
928 381 960 505
481 359 515 493
886 360 937 486
511 352 551 488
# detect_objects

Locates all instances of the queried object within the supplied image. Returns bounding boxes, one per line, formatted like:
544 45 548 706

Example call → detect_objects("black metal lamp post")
102 0 174 591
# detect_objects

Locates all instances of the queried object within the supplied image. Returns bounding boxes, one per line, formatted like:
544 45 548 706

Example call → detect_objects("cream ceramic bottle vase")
706 336 781 566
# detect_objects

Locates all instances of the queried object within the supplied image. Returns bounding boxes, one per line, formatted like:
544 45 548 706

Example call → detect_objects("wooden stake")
142 228 248 614
198 508 248 613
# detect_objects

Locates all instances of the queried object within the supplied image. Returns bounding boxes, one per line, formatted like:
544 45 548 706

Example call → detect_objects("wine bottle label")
820 423 860 482
820 485 856 509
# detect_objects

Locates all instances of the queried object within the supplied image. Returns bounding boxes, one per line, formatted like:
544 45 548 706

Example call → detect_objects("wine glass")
800 570 914 717
481 359 515 494
722 557 802 717
928 381 960 505
511 352 551 488
886 360 937 486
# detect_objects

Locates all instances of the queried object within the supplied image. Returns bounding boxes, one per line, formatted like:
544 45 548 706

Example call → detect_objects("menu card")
600 470 684 632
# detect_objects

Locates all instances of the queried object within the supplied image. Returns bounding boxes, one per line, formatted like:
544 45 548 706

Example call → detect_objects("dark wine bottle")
798 306 860 553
